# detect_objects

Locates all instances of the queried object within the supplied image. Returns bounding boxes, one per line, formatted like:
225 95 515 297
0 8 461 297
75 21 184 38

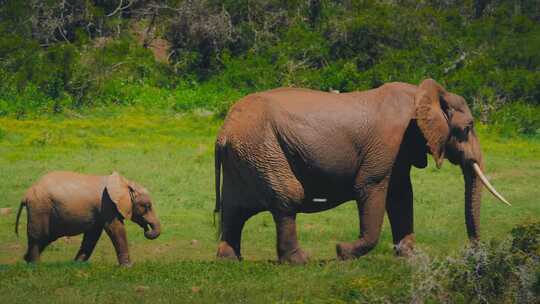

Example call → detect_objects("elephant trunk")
144 220 161 240
462 152 511 241
463 162 482 241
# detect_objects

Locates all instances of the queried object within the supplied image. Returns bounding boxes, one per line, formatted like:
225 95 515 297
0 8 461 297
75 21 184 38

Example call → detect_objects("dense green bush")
411 221 540 303
489 102 540 136
0 0 538 136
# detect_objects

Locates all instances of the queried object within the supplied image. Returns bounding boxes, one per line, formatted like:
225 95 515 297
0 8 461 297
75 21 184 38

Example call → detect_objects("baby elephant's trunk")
144 221 161 240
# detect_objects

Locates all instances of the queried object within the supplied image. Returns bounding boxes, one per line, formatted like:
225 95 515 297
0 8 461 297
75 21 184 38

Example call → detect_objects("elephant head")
106 172 161 240
415 79 510 241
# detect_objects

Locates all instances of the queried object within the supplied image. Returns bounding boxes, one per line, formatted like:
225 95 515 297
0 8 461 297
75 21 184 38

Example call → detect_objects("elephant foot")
336 242 356 260
24 255 38 263
24 251 40 263
216 241 240 261
394 234 415 257
336 240 376 260
116 253 132 267
279 248 309 265
74 253 89 262
119 261 133 268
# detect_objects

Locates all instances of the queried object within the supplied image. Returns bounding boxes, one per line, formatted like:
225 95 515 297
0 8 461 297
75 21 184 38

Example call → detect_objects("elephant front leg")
104 219 131 266
75 225 104 262
336 179 389 260
386 165 415 257
272 212 309 265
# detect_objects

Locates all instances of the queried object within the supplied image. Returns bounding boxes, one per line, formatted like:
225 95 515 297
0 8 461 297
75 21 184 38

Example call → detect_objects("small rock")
0 208 12 215
191 286 201 293
135 285 150 293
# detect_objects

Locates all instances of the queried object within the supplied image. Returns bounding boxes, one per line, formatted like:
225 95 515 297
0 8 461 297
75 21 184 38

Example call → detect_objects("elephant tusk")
473 163 511 206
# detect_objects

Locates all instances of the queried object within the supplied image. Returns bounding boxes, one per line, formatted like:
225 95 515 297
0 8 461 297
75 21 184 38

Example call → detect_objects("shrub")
170 82 242 118
0 0 539 131
166 0 234 75
489 102 540 137
411 222 540 303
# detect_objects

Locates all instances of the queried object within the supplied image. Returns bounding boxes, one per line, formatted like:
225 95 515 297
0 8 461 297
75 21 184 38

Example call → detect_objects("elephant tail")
15 200 26 237
214 136 226 240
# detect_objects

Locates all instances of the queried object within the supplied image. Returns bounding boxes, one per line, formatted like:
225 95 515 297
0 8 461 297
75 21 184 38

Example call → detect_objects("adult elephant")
214 79 509 264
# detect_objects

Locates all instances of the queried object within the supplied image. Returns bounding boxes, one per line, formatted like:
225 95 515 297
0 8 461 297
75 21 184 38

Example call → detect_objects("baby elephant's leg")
75 225 104 262
24 237 50 263
104 219 131 266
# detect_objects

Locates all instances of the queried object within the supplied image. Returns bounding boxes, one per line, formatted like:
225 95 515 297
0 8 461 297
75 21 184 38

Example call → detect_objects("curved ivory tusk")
473 163 511 206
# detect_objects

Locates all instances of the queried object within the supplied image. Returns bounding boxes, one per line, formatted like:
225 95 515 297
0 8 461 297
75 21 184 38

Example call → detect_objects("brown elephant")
15 171 161 266
214 79 509 264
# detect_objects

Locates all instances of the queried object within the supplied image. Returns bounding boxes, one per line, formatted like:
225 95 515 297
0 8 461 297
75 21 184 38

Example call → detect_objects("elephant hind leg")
75 225 103 262
24 237 50 263
272 212 308 265
216 207 252 260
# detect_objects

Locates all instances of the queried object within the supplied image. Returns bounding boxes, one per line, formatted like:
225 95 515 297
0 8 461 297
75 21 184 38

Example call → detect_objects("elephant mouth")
142 222 161 240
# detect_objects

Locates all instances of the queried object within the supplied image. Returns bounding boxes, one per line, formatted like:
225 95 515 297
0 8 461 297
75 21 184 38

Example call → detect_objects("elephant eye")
451 124 470 142
463 126 470 137
138 203 150 212
447 108 455 119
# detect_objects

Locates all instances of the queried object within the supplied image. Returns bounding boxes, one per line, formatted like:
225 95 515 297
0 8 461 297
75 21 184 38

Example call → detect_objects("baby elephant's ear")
106 172 132 219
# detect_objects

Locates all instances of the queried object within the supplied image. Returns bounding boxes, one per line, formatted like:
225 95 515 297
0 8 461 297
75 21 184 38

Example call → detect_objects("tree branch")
107 0 134 17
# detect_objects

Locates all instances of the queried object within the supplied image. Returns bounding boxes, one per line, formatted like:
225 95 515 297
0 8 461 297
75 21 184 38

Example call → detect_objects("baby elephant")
15 171 161 266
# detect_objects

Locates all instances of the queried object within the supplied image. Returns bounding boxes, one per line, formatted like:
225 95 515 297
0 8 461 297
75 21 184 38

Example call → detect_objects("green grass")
0 109 539 303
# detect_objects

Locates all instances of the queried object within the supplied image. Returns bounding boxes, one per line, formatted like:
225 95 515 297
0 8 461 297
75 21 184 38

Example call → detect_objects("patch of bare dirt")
0 208 12 215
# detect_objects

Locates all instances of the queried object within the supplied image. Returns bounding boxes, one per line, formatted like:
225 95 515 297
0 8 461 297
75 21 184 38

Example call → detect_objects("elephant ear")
415 79 451 168
106 172 133 219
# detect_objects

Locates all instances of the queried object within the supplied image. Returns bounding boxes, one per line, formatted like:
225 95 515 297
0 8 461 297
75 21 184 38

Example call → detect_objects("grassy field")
0 108 539 303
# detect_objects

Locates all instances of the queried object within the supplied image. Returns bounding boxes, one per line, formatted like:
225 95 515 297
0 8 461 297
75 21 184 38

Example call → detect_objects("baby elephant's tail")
15 200 26 237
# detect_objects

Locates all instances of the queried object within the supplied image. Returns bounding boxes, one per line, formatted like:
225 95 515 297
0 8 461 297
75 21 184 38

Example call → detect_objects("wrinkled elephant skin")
15 171 160 266
214 79 508 264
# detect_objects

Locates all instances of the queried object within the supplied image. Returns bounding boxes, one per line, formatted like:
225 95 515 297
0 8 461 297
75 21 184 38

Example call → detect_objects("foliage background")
0 0 539 135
